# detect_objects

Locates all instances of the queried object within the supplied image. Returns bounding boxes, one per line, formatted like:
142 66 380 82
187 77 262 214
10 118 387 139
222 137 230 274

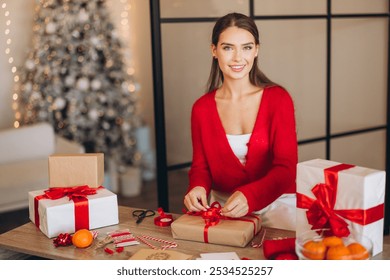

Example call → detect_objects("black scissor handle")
132 209 155 224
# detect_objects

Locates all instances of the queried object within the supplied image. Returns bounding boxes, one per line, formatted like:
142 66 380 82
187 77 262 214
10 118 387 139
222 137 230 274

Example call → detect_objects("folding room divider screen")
149 0 390 234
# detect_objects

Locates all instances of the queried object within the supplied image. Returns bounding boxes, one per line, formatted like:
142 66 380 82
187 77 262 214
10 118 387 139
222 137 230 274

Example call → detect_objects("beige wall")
0 0 388 171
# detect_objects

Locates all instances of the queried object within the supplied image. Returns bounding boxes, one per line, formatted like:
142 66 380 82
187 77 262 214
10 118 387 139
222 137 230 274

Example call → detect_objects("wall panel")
258 19 327 141
160 0 248 18
254 0 326 15
331 18 388 134
331 131 386 170
332 0 388 14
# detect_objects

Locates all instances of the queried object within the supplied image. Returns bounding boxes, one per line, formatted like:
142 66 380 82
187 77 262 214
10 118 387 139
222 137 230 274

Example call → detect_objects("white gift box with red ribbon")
296 159 385 256
29 186 119 238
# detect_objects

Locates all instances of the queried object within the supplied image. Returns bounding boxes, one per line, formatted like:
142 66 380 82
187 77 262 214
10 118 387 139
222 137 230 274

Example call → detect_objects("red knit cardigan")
187 86 298 214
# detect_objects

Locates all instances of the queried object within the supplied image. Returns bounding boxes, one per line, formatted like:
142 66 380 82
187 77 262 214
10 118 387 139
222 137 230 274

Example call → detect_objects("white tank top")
226 133 251 165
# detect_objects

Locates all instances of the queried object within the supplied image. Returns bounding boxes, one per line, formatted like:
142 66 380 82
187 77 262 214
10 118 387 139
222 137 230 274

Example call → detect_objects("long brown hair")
206 13 277 93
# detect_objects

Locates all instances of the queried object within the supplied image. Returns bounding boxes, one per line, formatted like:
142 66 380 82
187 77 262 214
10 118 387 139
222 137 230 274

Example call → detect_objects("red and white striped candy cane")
136 235 177 250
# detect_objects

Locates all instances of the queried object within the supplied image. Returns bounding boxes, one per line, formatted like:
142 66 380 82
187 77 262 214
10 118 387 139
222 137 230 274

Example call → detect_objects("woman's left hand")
220 191 249 218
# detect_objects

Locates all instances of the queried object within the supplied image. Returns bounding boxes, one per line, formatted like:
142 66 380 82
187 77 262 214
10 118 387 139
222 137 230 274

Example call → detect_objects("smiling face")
212 26 259 82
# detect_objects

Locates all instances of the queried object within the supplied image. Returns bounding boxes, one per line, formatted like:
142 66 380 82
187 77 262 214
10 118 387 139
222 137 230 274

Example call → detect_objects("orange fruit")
302 240 326 260
347 242 369 260
322 236 344 247
326 244 352 260
72 229 93 248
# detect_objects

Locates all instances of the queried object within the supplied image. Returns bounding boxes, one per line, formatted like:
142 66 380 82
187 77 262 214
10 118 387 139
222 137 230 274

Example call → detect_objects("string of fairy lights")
117 0 136 79
1 1 20 128
1 0 137 129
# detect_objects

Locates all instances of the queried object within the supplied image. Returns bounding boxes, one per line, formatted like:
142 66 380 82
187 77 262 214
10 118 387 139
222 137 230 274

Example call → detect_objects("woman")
184 13 298 230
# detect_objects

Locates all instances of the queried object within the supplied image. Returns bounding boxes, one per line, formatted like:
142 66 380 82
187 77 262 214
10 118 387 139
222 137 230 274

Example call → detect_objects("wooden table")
1 206 389 260
0 206 296 260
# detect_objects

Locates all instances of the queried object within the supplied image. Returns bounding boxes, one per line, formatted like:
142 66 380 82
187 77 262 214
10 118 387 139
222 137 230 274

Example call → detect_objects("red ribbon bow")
186 201 260 243
43 185 100 200
201 201 223 227
297 164 384 237
34 185 101 232
189 202 224 243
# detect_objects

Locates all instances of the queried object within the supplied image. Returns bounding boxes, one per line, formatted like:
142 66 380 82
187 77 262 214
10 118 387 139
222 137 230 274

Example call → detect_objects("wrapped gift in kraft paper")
296 158 385 256
49 153 104 188
171 203 261 247
29 186 118 238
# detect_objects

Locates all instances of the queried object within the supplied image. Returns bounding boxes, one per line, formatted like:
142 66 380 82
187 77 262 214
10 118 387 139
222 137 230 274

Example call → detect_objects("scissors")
132 209 155 224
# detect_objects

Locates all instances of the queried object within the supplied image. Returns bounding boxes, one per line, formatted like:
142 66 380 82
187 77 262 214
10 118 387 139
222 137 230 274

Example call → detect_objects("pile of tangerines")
301 235 369 260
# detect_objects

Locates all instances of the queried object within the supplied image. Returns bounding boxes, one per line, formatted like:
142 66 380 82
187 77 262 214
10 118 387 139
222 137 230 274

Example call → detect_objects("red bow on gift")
34 185 102 231
297 164 384 237
201 201 223 226
298 182 350 236
185 201 223 225
186 201 260 243
43 185 100 200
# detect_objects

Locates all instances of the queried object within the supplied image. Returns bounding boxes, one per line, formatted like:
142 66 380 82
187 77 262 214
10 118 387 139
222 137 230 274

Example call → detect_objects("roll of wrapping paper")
154 207 173 227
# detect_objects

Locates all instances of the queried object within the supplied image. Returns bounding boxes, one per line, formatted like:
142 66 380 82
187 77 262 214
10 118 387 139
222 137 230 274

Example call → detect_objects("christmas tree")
15 0 141 169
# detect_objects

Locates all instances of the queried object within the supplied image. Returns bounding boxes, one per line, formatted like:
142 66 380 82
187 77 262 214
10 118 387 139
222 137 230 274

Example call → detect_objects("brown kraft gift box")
49 153 104 188
171 213 261 247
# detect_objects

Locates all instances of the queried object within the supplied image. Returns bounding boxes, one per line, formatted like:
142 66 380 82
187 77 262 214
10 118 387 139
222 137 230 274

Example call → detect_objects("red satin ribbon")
297 164 384 237
186 202 260 243
154 207 174 227
33 185 101 231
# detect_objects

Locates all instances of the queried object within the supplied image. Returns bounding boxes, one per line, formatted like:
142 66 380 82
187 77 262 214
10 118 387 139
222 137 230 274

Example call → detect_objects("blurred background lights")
1 1 19 128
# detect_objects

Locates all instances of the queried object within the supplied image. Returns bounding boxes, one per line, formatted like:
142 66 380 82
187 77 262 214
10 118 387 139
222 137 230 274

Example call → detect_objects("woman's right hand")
184 186 209 212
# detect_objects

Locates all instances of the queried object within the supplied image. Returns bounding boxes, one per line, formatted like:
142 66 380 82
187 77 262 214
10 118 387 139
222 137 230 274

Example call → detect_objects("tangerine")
322 236 344 247
72 229 93 248
326 244 352 260
302 240 326 260
347 242 369 260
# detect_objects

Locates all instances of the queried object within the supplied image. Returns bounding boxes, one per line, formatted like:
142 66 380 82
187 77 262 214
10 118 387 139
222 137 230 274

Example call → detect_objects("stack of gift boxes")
28 154 386 256
296 158 386 256
171 158 386 256
28 153 119 238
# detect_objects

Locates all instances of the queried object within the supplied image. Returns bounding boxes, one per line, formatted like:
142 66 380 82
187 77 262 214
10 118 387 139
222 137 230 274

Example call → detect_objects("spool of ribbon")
154 207 174 227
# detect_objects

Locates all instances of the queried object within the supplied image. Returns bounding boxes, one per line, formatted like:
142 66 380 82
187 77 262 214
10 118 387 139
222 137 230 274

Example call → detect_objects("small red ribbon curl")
297 164 384 237
53 233 73 247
